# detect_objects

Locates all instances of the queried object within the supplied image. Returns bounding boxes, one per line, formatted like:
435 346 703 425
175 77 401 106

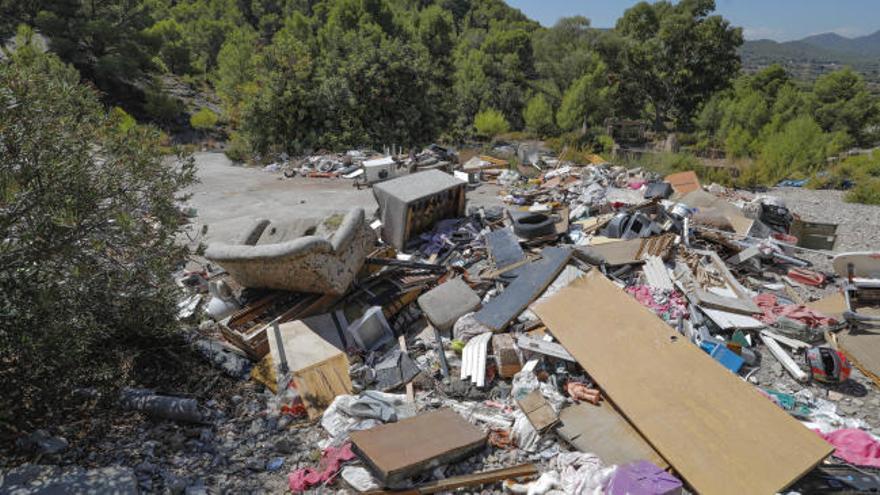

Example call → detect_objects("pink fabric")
288 442 356 492
626 285 689 322
753 293 837 328
817 428 880 467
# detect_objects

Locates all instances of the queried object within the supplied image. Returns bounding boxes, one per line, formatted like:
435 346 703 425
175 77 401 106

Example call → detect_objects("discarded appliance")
372 170 466 250
363 156 406 184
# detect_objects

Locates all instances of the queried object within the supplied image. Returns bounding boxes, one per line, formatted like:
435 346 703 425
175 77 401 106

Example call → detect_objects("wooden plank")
760 333 809 382
492 333 522 378
398 334 415 402
664 171 701 195
474 247 571 331
557 402 668 469
350 409 487 487
515 390 558 432
533 271 832 495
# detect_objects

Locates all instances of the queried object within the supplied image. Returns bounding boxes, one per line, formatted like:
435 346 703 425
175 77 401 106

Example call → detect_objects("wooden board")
806 292 847 321
474 247 571 331
350 409 487 487
268 320 352 419
837 327 880 388
533 271 832 495
515 390 558 432
557 402 668 469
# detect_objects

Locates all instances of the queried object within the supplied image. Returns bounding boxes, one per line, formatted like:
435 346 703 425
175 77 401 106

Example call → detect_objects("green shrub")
190 108 219 130
0 42 195 424
523 95 555 136
110 106 137 133
225 131 252 163
474 108 510 138
144 86 183 123
755 116 827 184
846 179 880 205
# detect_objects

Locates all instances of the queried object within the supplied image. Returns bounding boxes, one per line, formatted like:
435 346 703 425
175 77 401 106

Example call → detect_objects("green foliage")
190 108 219 130
556 62 611 131
615 0 743 128
846 180 880 205
110 107 138 133
144 85 184 123
812 68 879 146
0 42 195 422
755 115 828 184
474 108 510 138
523 94 555 135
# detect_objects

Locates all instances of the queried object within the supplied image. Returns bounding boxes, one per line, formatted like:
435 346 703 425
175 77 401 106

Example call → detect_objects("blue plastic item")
700 341 745 373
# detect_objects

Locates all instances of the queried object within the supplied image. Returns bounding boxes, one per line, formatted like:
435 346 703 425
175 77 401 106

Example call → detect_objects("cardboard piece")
836 327 880 388
515 390 558 432
806 292 847 321
557 402 668 469
350 409 487 487
533 271 832 495
664 171 701 195
267 320 352 419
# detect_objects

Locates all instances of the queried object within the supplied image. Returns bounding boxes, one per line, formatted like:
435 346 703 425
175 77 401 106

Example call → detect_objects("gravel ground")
770 187 880 253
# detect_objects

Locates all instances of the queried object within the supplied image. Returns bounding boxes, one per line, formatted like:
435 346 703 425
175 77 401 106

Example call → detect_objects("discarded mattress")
205 208 376 295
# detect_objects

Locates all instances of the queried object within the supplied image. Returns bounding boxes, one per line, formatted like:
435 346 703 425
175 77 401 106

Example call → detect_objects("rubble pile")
10 145 880 494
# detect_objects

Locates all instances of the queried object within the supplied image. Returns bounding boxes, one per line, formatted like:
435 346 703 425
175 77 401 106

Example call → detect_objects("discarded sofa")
372 170 466 250
205 208 376 295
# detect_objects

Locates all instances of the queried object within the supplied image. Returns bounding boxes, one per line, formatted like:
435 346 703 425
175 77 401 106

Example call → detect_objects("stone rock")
17 430 69 456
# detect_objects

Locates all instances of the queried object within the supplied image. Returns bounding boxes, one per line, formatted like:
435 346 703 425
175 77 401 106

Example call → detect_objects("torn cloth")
625 285 688 322
754 293 837 328
817 428 880 468
288 442 356 492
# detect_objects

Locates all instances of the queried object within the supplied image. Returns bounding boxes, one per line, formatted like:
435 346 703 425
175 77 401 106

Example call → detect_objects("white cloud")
827 26 869 38
742 26 786 41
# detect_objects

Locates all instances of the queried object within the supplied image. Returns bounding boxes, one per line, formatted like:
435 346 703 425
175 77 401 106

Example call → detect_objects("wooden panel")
516 390 558 432
350 409 486 486
533 271 832 495
557 402 668 469
293 353 352 419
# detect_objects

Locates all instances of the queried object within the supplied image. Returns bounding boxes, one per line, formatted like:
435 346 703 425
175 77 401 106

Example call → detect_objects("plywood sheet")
533 271 832 495
557 402 667 469
516 390 558 432
807 292 847 321
350 409 486 486
837 327 880 388
664 171 701 195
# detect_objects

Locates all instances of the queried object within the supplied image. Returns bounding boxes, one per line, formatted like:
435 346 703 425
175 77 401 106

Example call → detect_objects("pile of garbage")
170 148 880 494
261 144 459 186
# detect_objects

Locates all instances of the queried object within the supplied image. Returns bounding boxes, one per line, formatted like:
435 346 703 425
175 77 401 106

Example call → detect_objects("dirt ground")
184 152 504 244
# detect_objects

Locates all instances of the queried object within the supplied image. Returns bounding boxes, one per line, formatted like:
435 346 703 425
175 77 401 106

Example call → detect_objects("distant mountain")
800 30 880 57
740 31 880 85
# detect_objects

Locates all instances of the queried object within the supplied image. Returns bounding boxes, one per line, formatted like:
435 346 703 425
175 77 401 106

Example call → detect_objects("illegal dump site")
9 145 880 495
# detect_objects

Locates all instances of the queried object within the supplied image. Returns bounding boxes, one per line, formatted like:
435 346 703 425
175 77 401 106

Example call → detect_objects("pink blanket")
818 428 880 468
288 442 356 492
753 293 837 328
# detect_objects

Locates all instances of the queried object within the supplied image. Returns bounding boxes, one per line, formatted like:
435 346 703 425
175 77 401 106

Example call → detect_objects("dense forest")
1 0 879 187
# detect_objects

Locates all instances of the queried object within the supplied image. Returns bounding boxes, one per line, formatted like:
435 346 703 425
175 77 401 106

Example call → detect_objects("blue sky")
505 0 880 41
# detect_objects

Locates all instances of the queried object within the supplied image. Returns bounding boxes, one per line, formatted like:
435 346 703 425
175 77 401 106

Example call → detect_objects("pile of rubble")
11 146 880 494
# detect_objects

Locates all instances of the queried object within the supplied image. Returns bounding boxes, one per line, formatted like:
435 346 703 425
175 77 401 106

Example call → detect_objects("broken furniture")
205 208 376 295
515 390 558 432
218 291 335 360
417 278 481 332
791 219 838 251
372 170 466 250
347 306 395 352
534 271 832 495
349 408 487 487
833 252 880 324
268 320 352 419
